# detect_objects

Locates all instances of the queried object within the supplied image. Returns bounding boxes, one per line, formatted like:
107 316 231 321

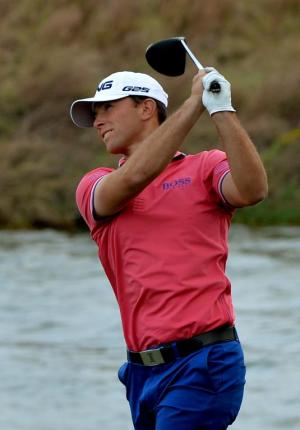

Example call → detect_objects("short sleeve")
203 150 232 207
76 168 112 230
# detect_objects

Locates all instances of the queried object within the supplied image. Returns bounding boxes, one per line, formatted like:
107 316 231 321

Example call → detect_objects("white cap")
70 71 168 128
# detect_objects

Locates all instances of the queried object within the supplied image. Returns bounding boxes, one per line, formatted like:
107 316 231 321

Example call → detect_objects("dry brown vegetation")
0 0 300 228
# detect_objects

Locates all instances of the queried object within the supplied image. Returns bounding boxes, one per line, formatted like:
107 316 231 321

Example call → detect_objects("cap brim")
70 98 95 128
70 94 129 128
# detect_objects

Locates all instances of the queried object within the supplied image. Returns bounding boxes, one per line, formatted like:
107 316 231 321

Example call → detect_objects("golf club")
146 36 221 93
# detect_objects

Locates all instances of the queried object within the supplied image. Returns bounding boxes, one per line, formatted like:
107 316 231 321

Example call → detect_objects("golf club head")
146 37 221 93
145 37 187 76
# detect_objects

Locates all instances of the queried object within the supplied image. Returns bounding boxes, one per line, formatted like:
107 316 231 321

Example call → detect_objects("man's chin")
106 145 125 156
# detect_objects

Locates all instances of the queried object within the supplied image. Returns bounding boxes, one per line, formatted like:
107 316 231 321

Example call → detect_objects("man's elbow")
244 183 268 206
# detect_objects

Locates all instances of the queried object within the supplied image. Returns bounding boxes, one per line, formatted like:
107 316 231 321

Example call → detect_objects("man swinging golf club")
70 57 267 429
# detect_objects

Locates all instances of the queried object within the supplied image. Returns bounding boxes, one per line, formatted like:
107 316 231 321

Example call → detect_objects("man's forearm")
212 112 268 203
123 95 204 185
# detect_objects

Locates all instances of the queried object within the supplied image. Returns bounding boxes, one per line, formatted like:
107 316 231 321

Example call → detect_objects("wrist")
186 94 205 115
211 111 236 119
211 111 241 136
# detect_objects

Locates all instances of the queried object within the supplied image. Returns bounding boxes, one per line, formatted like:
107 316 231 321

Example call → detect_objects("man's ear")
140 98 157 121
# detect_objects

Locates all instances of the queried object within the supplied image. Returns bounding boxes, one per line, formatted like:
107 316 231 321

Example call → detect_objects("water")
0 226 299 430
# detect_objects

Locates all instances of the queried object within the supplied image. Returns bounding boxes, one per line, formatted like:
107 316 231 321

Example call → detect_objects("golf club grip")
209 80 221 93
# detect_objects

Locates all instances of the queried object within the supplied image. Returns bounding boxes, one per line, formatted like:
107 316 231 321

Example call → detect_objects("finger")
204 67 216 73
195 69 206 78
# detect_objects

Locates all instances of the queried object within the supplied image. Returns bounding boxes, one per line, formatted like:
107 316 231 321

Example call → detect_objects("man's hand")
190 70 206 102
202 68 236 116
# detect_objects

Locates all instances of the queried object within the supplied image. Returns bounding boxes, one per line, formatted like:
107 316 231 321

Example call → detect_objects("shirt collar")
118 151 186 168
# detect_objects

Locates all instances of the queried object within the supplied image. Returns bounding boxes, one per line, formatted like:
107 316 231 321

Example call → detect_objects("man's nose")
93 111 105 129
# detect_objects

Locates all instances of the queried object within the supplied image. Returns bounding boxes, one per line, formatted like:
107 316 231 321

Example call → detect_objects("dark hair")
130 96 167 124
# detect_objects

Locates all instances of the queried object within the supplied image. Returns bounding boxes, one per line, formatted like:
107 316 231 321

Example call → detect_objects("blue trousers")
118 340 246 430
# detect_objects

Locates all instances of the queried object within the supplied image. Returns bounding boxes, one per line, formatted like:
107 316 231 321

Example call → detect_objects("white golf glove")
202 67 236 116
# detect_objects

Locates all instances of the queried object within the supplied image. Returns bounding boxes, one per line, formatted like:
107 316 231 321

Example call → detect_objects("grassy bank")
0 0 300 229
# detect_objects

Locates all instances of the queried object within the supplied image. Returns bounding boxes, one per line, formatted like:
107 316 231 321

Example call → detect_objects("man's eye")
92 102 114 116
104 103 113 110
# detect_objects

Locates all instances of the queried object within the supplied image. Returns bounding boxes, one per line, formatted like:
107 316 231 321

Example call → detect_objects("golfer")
70 69 267 430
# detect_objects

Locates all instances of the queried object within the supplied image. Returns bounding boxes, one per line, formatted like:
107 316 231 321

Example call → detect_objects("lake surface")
1 226 300 430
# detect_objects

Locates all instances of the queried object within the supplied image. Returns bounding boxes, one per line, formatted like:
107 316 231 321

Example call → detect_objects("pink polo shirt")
76 150 235 351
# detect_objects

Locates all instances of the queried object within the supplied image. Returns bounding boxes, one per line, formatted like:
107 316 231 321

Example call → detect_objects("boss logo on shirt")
162 177 192 191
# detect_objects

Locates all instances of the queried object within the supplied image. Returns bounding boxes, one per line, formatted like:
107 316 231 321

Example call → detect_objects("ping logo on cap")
97 80 113 91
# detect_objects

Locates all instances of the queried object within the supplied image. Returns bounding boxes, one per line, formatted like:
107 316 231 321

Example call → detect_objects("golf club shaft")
180 39 204 70
180 39 221 93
